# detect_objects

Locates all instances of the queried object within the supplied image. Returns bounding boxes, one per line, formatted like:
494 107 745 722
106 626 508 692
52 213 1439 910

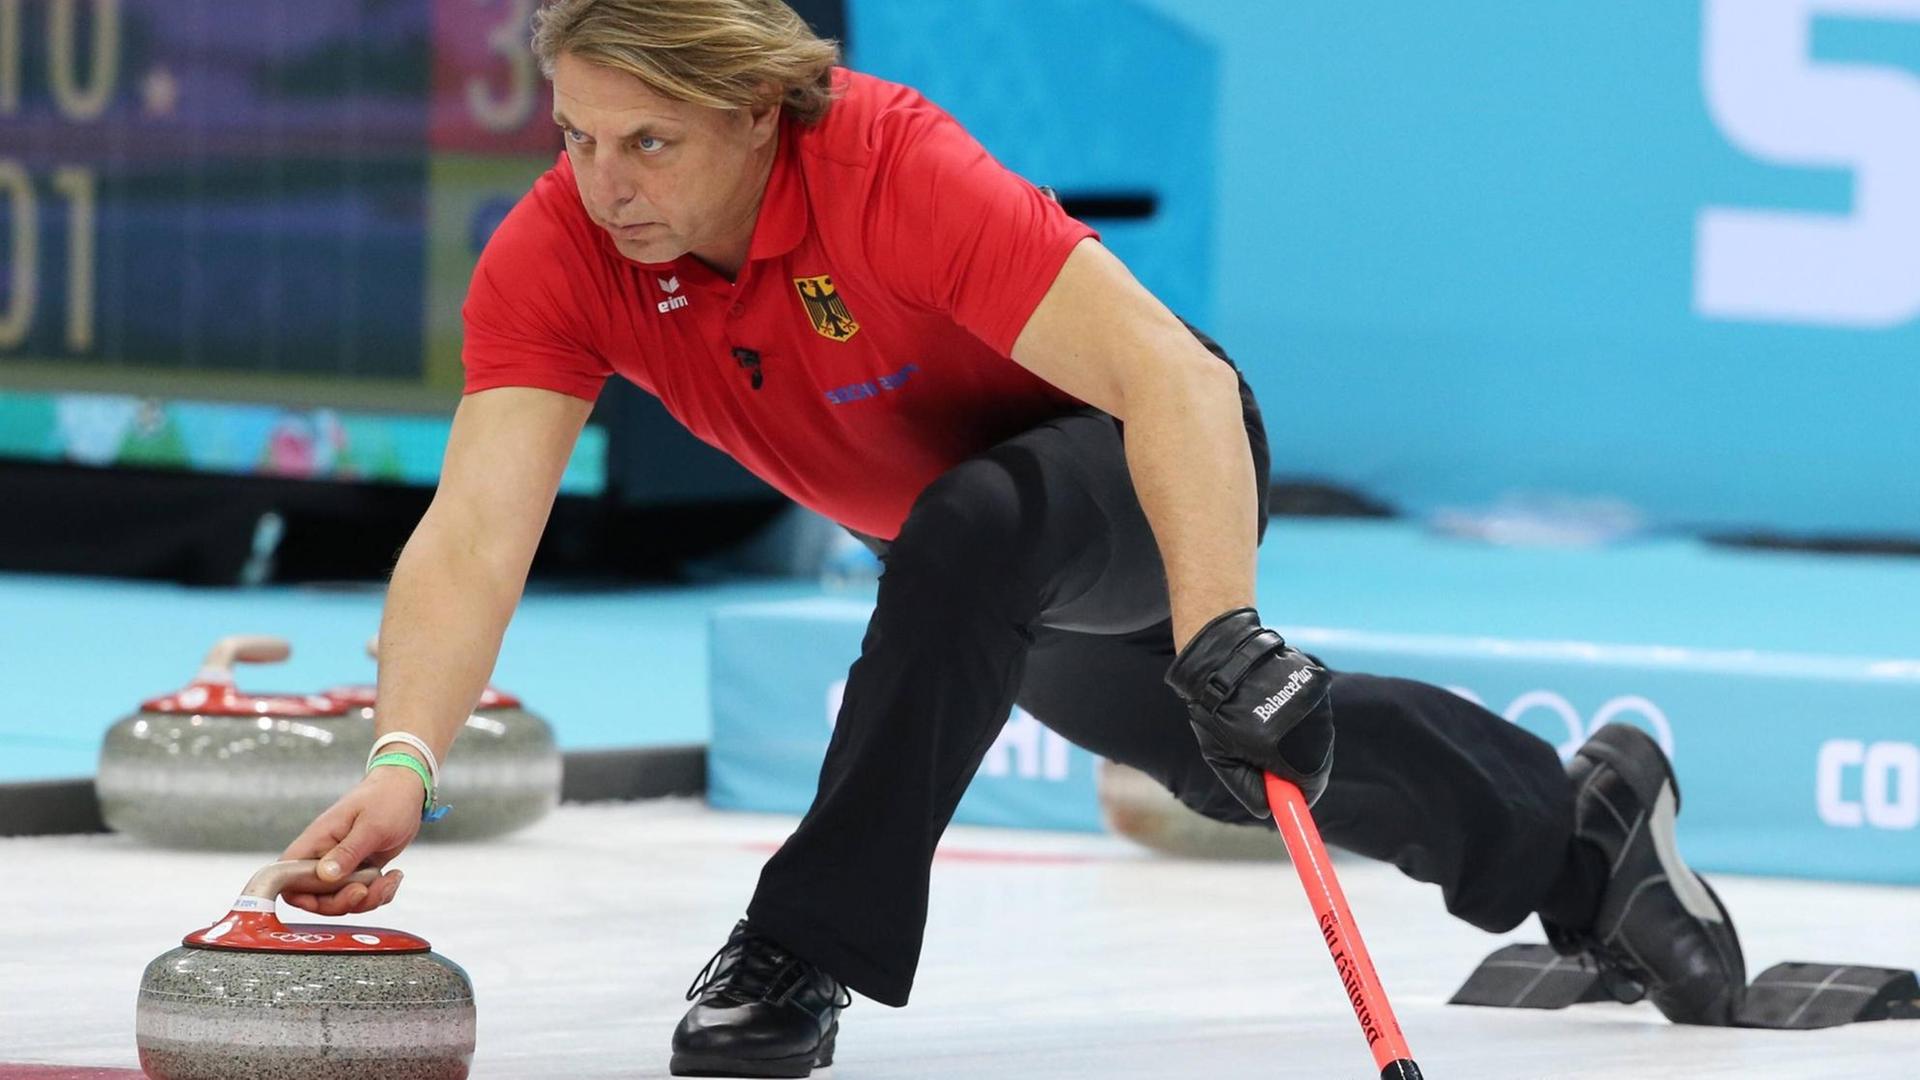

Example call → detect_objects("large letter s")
1697 0 1920 329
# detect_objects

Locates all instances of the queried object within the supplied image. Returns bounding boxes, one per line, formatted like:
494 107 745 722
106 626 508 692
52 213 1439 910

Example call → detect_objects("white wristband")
367 732 442 790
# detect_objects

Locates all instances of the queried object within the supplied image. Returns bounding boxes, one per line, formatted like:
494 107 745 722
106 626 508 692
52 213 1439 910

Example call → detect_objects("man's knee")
887 454 1038 595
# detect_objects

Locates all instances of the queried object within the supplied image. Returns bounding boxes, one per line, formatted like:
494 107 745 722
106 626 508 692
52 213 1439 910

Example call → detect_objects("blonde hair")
532 0 843 126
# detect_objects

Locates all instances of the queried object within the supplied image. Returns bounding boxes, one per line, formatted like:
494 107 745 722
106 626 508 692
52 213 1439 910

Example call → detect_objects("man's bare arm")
375 385 596 767
1010 239 1258 651
279 385 594 913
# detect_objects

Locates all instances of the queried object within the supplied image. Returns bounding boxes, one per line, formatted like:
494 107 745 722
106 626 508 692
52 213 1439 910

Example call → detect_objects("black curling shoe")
671 920 849 1077
1545 724 1747 1025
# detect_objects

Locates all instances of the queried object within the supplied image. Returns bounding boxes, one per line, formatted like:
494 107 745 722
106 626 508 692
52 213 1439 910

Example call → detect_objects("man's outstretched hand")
1166 607 1335 817
277 767 423 916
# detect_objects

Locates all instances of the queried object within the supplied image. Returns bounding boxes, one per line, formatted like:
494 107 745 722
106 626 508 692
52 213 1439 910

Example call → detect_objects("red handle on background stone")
197 635 292 682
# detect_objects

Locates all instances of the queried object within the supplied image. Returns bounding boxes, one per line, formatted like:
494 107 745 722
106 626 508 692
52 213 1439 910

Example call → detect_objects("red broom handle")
1266 772 1425 1080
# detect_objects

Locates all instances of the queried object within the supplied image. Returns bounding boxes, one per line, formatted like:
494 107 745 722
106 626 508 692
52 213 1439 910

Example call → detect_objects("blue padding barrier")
1289 629 1920 886
709 598 1102 832
710 600 1920 884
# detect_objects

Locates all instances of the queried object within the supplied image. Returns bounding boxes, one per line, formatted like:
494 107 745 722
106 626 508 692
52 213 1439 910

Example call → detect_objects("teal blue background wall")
863 1 1920 536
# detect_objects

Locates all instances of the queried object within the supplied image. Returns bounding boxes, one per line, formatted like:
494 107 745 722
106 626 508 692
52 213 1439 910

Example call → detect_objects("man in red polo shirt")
282 1 1747 1074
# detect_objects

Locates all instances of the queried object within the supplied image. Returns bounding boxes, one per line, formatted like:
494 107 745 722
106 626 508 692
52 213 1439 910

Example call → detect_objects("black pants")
747 337 1576 1008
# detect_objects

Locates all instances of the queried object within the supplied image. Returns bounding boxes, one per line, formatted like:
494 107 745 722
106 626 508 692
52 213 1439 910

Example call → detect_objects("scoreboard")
0 0 605 490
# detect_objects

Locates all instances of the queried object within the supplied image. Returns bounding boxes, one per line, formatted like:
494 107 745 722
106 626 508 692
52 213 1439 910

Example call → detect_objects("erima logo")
656 276 688 314
1251 668 1315 723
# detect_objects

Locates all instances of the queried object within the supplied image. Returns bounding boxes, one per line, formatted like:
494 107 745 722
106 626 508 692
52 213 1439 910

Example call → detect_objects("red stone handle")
197 635 292 682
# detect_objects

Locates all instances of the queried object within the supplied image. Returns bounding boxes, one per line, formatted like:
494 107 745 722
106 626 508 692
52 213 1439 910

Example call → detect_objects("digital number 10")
1 0 121 121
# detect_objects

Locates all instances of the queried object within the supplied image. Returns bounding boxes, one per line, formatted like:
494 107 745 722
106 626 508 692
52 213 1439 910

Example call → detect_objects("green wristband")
368 751 434 812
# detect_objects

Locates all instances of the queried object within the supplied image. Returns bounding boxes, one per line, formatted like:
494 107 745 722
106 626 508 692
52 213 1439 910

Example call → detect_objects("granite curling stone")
1096 759 1290 861
326 636 561 842
136 859 475 1080
98 636 361 850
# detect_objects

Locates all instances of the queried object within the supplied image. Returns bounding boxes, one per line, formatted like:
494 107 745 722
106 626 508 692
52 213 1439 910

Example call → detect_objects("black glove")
1165 607 1334 817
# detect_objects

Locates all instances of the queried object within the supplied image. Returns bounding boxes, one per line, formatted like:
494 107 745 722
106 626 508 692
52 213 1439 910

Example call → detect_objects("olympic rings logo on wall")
267 931 336 944
1445 687 1675 763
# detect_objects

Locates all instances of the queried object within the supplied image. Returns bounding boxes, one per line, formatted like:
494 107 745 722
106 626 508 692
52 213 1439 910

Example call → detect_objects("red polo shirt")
462 68 1097 539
